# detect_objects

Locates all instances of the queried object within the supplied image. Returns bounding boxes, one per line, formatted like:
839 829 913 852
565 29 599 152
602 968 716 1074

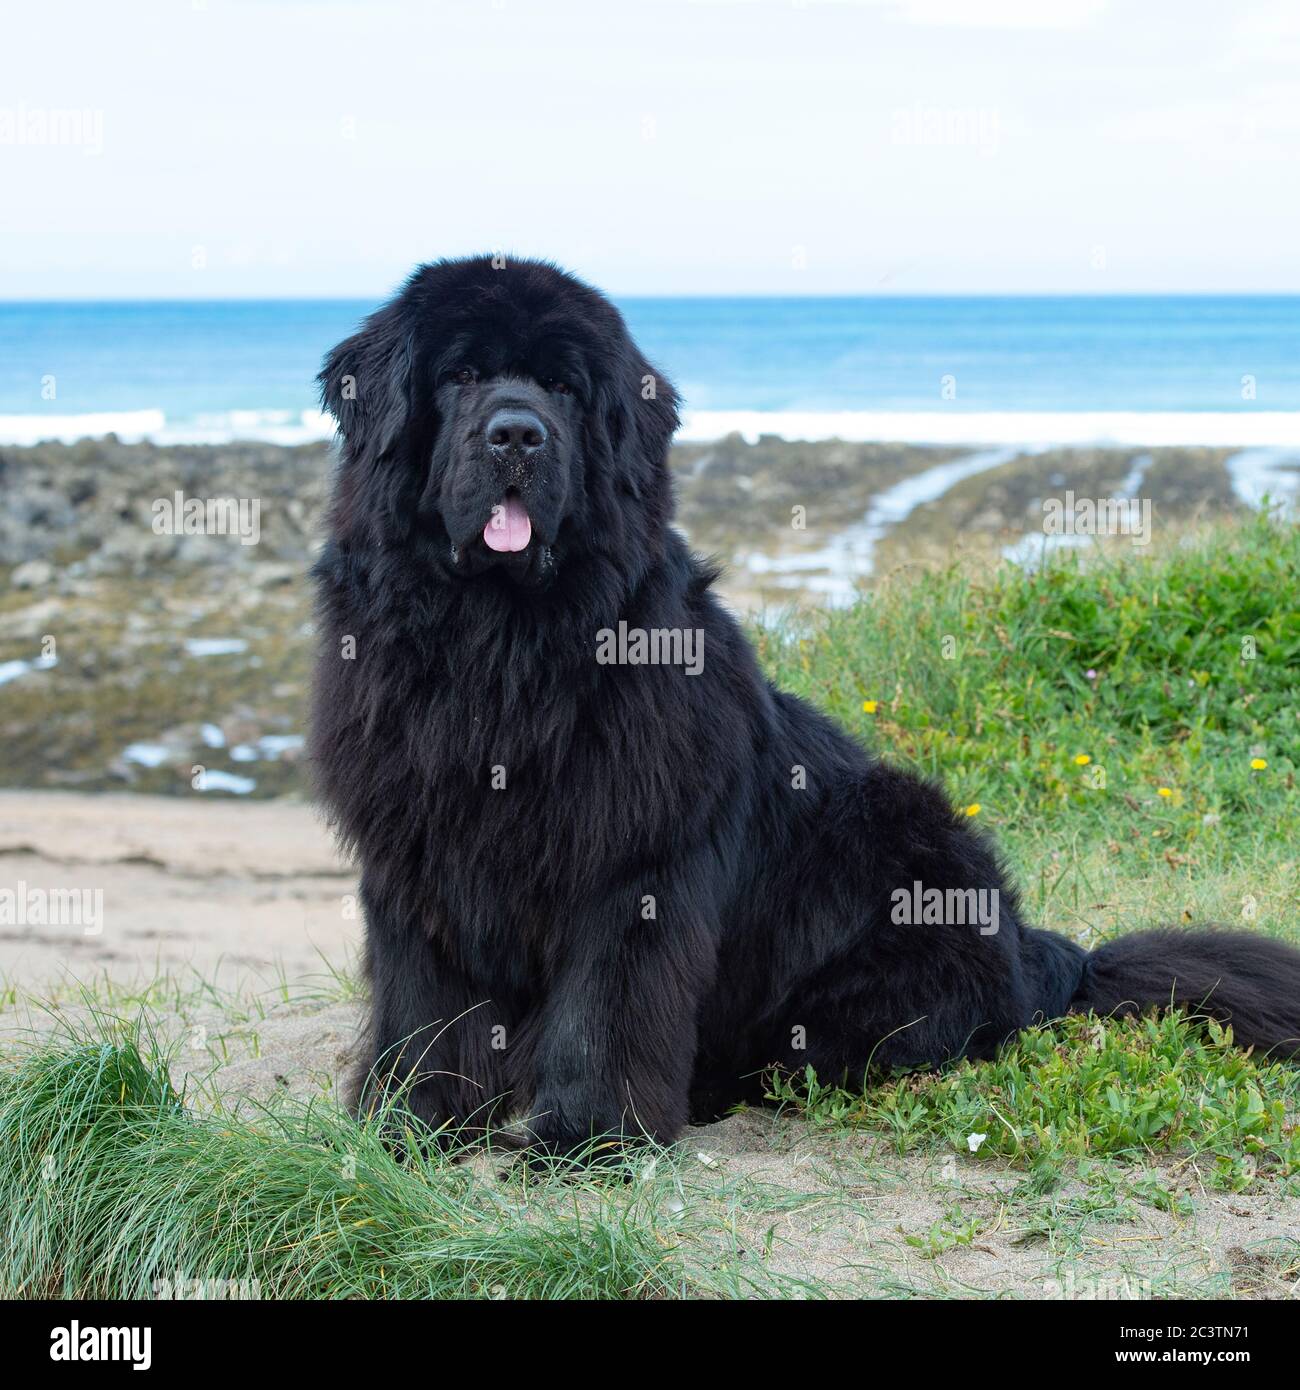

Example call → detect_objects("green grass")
0 1017 818 1300
770 1010 1300 1192
756 510 1300 943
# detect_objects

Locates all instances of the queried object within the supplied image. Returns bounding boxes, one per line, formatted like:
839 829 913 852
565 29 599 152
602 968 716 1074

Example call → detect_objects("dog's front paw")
514 1099 640 1177
518 1142 633 1186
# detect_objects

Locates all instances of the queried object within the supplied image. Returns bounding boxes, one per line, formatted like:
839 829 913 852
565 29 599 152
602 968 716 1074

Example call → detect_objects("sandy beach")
0 790 355 990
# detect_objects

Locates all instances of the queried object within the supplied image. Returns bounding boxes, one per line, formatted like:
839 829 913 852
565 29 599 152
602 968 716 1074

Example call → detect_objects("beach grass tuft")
0 1014 825 1300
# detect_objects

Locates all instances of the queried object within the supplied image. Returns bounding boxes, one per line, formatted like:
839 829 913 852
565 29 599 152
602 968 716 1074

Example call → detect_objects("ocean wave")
4 407 1300 451
0 409 168 446
677 410 1300 448
0 409 336 447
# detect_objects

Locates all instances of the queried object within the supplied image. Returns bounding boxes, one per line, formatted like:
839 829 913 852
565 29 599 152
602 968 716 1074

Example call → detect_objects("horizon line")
3 289 1300 305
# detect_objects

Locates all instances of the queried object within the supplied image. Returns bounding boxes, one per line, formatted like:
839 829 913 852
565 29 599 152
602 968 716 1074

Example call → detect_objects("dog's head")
319 256 680 591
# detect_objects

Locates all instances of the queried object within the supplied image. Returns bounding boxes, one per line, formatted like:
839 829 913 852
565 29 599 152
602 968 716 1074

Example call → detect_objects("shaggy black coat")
311 256 1300 1156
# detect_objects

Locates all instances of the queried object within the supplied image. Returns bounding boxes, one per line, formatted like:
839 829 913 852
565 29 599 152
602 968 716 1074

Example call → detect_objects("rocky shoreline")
0 435 1259 797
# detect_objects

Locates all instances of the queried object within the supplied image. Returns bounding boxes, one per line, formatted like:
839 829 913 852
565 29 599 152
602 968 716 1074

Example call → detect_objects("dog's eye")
450 367 477 386
546 378 573 396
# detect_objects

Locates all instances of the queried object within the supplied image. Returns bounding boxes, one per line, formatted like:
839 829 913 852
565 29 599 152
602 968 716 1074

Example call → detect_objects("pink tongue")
483 496 532 553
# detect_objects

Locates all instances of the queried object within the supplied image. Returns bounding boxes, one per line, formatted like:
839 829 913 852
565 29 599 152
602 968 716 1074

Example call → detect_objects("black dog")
311 256 1300 1156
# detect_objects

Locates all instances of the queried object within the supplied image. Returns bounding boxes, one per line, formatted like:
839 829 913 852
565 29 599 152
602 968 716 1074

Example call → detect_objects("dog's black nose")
486 410 546 454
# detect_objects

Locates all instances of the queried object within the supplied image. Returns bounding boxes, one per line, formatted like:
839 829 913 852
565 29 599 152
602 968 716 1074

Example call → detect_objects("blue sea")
1 295 1298 447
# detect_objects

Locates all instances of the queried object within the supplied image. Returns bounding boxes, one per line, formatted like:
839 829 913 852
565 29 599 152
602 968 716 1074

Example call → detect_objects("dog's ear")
630 357 681 471
590 355 680 501
318 300 413 463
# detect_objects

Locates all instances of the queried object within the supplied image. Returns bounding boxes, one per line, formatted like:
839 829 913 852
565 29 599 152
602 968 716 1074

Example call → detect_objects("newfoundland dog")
311 256 1300 1157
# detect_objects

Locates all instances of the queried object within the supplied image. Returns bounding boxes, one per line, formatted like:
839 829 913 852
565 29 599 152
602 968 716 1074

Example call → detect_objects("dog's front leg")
353 876 512 1146
525 884 717 1158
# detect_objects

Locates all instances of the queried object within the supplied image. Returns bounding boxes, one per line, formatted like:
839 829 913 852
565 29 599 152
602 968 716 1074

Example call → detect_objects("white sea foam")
678 411 1300 448
5 408 1300 450
183 637 249 657
230 733 303 763
152 410 336 447
196 770 256 795
0 409 334 447
121 741 172 768
1225 446 1300 515
0 654 58 686
0 410 167 445
256 733 304 757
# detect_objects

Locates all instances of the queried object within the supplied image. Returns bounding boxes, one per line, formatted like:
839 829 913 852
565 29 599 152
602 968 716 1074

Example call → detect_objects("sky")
1 0 1298 298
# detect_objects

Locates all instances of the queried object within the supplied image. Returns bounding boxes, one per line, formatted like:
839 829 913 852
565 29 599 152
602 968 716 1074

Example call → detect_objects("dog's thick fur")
311 256 1300 1156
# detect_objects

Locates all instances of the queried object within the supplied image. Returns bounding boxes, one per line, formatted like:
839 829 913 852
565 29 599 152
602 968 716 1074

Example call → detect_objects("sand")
0 790 356 990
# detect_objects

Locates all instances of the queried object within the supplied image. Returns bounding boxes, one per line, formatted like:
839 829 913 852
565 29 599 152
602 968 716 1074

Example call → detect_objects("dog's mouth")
482 494 532 553
445 492 556 586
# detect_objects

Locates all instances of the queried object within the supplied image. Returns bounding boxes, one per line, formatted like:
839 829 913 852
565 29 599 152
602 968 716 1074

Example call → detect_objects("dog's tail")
1071 929 1300 1059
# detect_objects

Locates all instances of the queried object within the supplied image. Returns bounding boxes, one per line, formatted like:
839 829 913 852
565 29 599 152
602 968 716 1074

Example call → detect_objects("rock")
249 562 298 589
11 559 55 589
8 597 65 641
221 716 265 747
86 526 178 577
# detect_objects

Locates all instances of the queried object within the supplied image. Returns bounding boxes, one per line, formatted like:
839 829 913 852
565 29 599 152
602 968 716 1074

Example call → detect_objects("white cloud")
1233 1 1300 64
1099 85 1300 158
861 0 1108 29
